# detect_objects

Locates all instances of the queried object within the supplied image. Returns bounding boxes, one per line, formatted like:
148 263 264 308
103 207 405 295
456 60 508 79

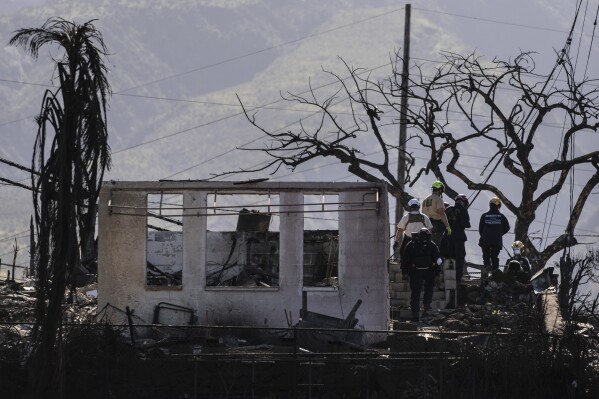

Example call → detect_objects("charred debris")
0 207 595 354
1 258 595 354
1 261 599 397
1 204 598 397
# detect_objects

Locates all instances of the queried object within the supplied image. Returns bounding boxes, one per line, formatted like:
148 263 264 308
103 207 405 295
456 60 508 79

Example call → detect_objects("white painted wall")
97 181 389 330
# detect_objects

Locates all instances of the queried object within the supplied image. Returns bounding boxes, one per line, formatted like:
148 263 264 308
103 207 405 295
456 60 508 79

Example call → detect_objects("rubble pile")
413 270 539 332
0 280 99 358
0 271 545 356
65 283 99 323
0 282 36 344
1 273 598 398
0 280 36 397
0 286 36 323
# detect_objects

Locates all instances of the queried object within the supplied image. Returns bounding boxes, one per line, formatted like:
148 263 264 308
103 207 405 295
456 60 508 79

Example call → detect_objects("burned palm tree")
9 17 111 398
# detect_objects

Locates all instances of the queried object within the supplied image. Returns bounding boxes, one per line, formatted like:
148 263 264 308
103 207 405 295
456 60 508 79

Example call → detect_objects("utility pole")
395 3 411 226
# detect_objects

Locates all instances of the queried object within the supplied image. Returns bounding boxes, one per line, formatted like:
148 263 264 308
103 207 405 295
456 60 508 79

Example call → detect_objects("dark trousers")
481 245 501 270
409 268 435 317
451 239 466 283
430 219 446 247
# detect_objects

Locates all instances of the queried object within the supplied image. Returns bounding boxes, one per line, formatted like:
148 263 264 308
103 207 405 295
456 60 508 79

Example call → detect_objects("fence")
2 321 596 398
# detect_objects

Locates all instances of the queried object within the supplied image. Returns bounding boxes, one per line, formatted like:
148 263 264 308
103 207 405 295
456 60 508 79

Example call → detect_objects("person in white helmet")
403 227 443 321
393 198 433 260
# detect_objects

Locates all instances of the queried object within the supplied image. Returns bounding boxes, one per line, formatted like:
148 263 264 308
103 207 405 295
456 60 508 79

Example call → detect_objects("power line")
112 111 244 155
114 7 406 94
0 245 29 258
582 2 599 79
540 0 586 250
118 65 587 171
0 115 36 129
102 55 599 163
2 6 597 264
0 230 29 242
113 61 390 157
0 7 420 142
162 91 357 180
2 6 588 101
115 93 318 112
116 5 599 94
2 50 595 157
5 9 598 182
0 77 53 88
413 7 591 36
466 0 584 210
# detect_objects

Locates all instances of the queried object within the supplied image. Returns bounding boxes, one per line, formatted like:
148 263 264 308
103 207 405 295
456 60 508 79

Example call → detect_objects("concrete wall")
97 181 389 330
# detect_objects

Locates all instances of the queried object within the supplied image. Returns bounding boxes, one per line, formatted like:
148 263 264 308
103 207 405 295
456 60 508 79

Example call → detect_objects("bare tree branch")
225 49 599 269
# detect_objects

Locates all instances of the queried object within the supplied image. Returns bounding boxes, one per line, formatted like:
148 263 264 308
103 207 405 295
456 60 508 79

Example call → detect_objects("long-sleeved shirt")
478 208 510 248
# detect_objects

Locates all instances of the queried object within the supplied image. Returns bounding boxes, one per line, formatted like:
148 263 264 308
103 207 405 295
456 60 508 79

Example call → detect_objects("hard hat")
419 227 432 239
408 198 420 208
489 197 501 207
431 181 445 191
455 194 468 205
512 241 524 250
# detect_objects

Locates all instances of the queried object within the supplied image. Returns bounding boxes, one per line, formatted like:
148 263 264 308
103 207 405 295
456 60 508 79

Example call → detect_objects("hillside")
1 0 598 278
0 0 466 274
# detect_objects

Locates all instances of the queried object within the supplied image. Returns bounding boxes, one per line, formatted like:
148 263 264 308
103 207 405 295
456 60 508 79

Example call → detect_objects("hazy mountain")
0 0 459 243
0 0 595 276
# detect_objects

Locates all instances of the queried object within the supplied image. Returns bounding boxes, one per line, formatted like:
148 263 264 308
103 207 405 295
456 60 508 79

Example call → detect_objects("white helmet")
408 198 420 208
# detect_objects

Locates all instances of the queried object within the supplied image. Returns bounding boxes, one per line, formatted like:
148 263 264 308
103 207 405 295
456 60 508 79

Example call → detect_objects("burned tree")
558 250 599 321
9 17 111 398
233 48 599 271
409 51 599 271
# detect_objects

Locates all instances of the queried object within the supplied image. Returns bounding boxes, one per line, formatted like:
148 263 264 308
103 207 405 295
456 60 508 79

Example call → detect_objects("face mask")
514 248 521 256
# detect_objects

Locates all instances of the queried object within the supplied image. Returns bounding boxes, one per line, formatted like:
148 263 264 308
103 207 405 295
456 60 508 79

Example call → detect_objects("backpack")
407 213 424 224
410 240 433 269
507 259 523 272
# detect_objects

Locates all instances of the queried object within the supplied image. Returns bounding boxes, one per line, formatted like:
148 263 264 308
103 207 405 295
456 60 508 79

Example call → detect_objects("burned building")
97 181 389 331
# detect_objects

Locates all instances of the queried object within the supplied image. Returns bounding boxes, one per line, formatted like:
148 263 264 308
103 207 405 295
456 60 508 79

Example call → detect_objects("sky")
2 0 48 14
0 0 598 281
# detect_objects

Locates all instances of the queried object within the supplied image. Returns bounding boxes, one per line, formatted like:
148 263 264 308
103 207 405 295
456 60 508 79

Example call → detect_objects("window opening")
146 193 183 287
206 193 280 288
303 194 339 287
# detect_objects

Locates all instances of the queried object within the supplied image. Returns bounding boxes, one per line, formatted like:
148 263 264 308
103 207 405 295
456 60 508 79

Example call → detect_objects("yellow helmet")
431 181 445 191
489 197 501 207
512 241 524 250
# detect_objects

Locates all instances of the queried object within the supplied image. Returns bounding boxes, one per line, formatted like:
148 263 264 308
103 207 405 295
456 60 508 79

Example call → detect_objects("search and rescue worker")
444 194 471 284
402 227 443 322
478 197 510 271
422 181 452 247
393 198 433 260
505 240 532 277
